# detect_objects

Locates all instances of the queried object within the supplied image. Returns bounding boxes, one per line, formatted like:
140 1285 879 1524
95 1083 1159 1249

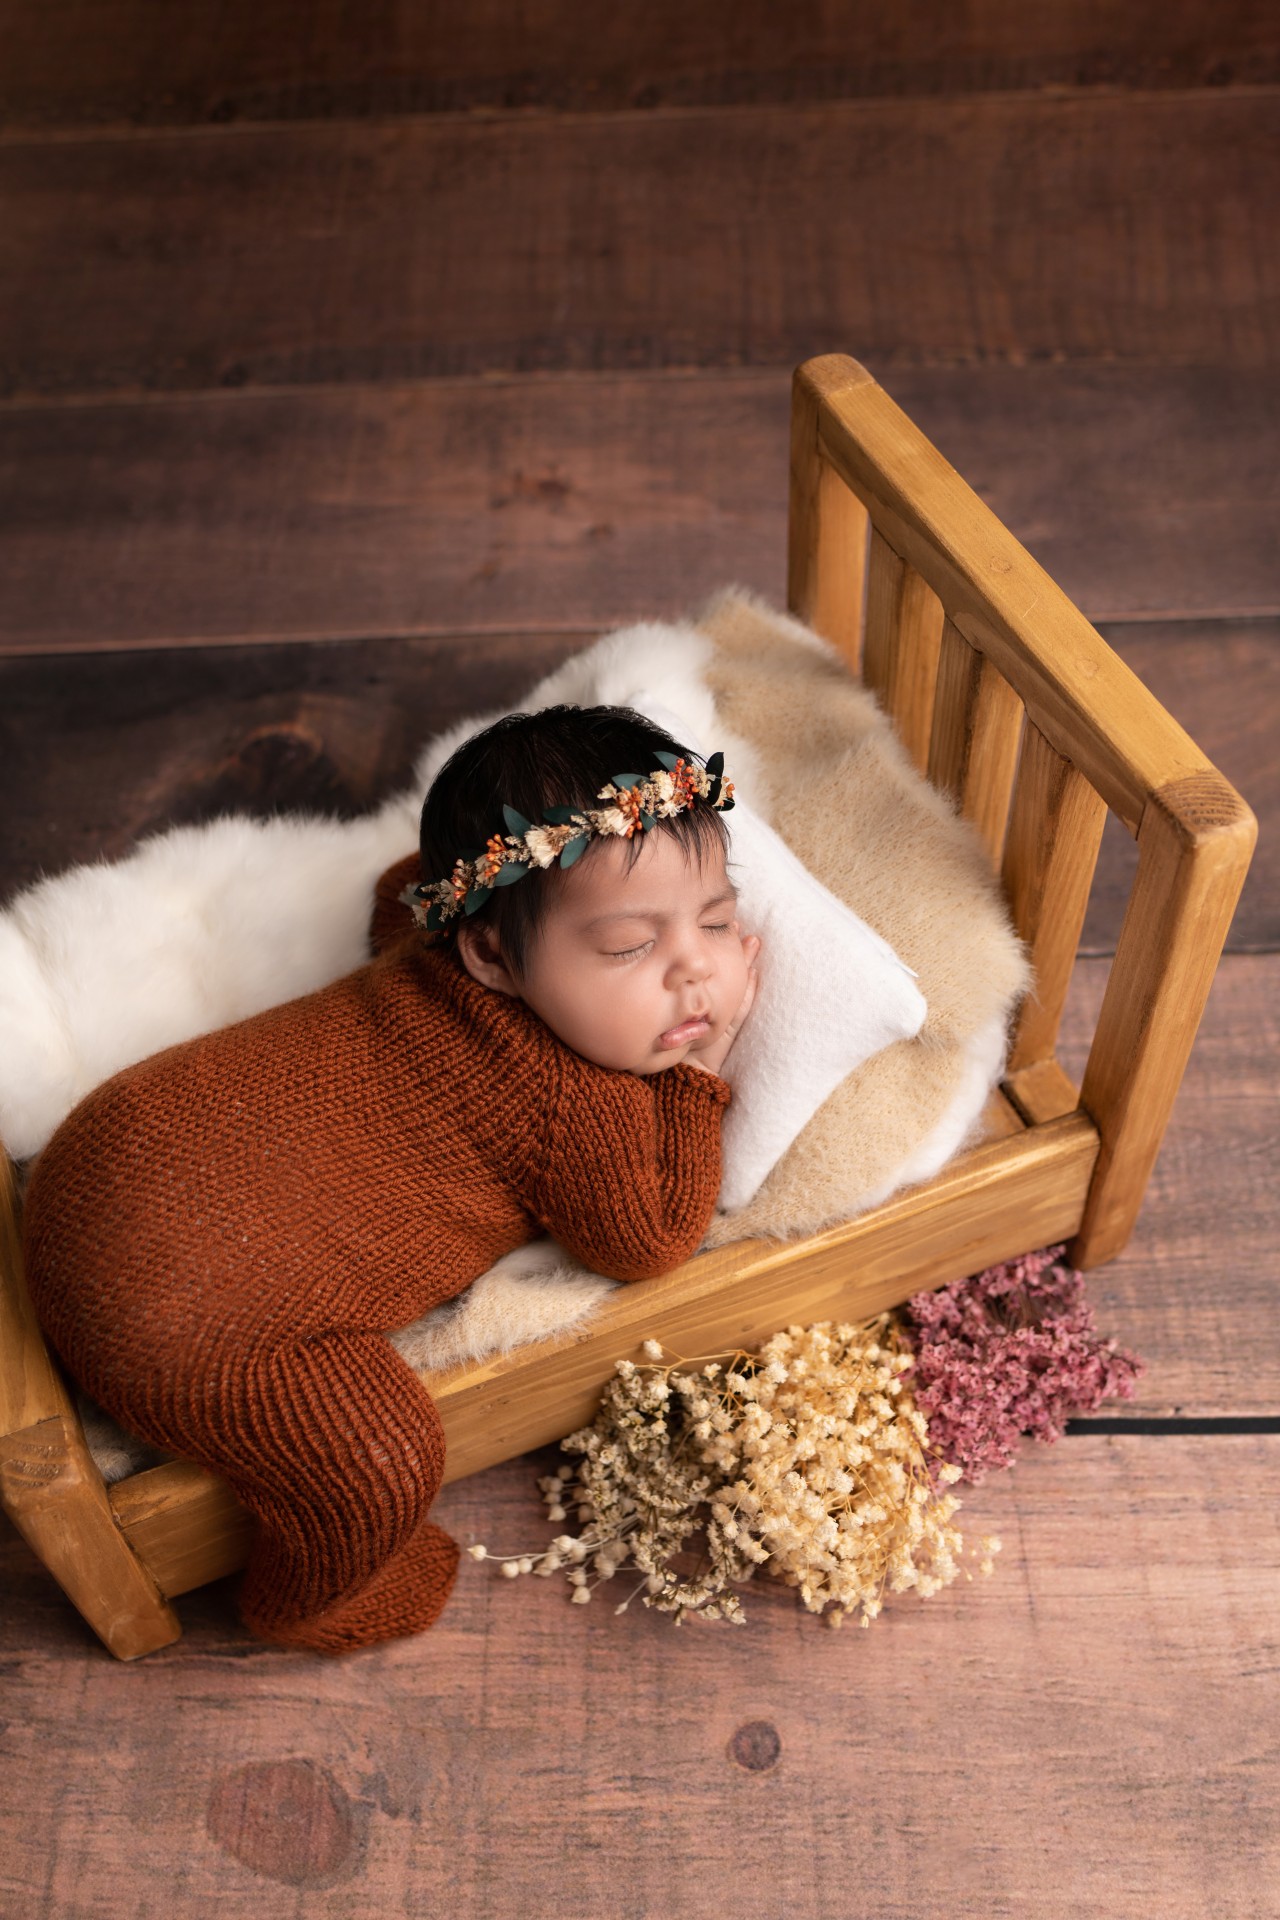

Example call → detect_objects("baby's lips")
659 1016 712 1049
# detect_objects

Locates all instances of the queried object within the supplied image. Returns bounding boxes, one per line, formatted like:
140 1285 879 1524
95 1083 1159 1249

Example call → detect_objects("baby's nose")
669 942 713 984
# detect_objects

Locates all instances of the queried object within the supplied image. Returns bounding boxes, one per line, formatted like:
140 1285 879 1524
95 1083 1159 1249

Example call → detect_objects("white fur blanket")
2 587 1028 1482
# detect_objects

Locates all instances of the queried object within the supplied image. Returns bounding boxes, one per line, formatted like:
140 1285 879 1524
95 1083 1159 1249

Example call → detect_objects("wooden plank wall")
1 5 1277 1914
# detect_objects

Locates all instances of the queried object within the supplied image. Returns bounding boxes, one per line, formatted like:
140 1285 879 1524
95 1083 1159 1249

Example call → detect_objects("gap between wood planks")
3 81 1280 146
1068 1417 1280 1433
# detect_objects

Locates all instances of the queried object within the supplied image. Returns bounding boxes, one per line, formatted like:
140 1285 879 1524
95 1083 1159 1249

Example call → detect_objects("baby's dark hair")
419 704 729 976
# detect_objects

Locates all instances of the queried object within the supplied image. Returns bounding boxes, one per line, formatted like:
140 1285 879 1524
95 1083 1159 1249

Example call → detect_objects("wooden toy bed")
0 354 1256 1659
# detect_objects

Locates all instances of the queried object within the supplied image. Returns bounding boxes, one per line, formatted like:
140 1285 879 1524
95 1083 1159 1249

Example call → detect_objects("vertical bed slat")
1002 721 1108 1075
927 618 1025 865
862 527 945 776
788 379 869 673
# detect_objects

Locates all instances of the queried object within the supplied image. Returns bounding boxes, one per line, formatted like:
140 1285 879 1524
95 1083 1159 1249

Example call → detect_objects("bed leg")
1 1155 181 1658
2 1413 183 1658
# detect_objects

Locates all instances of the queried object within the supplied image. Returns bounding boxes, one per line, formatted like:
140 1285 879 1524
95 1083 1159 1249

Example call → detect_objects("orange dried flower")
671 758 700 807
479 834 507 882
616 787 645 836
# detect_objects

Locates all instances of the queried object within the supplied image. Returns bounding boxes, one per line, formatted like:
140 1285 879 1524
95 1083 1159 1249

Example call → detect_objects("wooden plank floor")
1 5 1276 1913
3 1434 1278 1917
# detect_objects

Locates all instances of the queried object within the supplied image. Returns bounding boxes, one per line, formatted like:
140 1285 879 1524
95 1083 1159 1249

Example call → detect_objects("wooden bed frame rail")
0 354 1255 1657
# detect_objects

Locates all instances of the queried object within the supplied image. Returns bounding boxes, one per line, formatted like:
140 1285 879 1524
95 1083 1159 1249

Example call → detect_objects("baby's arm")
515 1058 730 1283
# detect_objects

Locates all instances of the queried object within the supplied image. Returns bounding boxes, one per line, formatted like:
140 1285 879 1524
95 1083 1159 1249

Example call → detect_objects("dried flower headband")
409 751 735 931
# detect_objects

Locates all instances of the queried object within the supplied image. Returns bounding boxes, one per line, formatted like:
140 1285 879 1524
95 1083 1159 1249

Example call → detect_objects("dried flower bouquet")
470 1248 1142 1630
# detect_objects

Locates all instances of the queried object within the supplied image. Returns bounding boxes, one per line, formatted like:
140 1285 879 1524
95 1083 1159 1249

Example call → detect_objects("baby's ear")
455 920 523 999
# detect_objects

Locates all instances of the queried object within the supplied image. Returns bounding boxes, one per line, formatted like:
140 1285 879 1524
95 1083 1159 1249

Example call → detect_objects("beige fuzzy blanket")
70 588 1028 1482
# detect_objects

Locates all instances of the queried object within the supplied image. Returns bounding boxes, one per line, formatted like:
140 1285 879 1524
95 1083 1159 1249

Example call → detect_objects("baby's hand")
686 933 762 1081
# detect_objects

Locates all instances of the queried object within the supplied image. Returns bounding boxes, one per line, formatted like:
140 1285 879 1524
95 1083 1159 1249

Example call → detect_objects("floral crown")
410 751 735 931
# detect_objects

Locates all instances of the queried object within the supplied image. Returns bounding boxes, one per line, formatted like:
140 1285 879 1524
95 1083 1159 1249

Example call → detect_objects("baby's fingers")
729 960 760 1035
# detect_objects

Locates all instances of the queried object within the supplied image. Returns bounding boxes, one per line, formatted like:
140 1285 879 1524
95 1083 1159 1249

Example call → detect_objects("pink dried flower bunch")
899 1245 1143 1483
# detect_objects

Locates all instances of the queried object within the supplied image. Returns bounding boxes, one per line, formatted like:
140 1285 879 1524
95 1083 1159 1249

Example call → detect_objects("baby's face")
514 832 750 1076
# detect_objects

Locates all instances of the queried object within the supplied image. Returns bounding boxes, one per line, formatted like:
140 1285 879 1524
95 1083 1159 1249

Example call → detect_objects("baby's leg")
177 1330 459 1654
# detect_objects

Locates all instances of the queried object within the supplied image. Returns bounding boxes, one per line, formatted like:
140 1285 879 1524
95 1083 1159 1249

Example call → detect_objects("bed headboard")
787 354 1256 1268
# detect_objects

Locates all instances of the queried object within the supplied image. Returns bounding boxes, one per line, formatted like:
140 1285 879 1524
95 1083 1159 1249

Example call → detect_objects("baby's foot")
245 1521 460 1655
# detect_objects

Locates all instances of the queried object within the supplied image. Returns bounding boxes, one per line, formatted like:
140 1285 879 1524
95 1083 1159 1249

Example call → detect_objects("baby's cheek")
723 944 750 1005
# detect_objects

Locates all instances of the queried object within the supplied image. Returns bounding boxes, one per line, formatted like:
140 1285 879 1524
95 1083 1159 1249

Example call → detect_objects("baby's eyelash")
606 923 731 960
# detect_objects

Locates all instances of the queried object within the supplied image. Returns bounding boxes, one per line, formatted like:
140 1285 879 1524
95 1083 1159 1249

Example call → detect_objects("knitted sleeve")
369 853 421 956
514 1058 731 1283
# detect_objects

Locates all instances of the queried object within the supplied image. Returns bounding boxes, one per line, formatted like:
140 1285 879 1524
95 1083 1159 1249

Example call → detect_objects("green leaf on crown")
502 805 532 836
464 886 490 915
492 862 529 886
640 812 655 831
653 751 680 771
559 836 589 868
705 751 725 778
612 772 643 789
424 903 445 931
543 805 576 826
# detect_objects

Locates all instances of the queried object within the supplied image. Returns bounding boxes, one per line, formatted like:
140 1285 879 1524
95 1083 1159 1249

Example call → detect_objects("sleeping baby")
21 705 760 1655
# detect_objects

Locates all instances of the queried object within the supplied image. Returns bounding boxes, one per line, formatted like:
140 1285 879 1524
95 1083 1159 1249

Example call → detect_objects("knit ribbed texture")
22 926 728 1654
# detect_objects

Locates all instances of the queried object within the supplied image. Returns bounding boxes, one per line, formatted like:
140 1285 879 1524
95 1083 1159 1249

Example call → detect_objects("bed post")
1069 775 1256 1269
0 1156 182 1658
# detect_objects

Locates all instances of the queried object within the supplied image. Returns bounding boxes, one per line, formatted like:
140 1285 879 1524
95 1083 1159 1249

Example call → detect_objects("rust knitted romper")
21 912 729 1655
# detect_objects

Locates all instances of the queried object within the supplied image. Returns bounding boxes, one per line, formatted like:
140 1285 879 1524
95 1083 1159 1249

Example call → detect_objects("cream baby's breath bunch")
469 1315 1000 1628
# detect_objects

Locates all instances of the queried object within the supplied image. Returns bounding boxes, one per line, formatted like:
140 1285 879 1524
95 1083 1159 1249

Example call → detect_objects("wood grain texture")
787 367 870 671
861 528 944 774
0 376 789 657
2 368 1276 662
1058 954 1280 1416
1 619 1272 951
1072 770 1255 1267
0 1167 182 1659
0 92 1275 400
926 617 1024 863
0 630 577 898
1003 722 1109 1071
1082 619 1279 954
2 0 1276 128
808 358 1229 834
0 1156 62 1438
3 1433 1277 1916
